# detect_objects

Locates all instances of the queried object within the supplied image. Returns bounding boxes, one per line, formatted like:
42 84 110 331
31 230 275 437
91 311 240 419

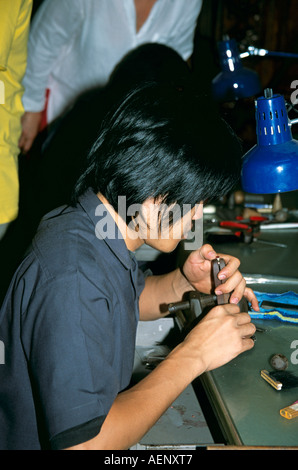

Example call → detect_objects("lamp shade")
212 38 261 102
241 92 298 193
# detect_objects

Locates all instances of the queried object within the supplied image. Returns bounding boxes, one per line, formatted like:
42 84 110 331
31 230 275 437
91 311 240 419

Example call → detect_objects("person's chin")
146 238 182 253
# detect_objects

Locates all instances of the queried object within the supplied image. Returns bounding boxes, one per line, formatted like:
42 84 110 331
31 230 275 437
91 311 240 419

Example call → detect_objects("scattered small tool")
280 401 298 420
261 369 298 391
270 353 288 371
219 220 287 248
261 370 282 390
255 326 267 333
250 238 287 248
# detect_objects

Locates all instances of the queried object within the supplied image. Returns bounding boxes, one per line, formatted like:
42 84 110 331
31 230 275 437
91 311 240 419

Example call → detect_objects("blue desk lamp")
212 37 261 102
212 37 298 103
241 89 298 194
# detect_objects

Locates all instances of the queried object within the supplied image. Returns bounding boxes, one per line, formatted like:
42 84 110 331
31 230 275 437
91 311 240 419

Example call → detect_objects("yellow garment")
0 0 32 224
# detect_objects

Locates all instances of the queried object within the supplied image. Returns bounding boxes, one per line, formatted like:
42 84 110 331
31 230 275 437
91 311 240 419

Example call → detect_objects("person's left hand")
182 244 260 311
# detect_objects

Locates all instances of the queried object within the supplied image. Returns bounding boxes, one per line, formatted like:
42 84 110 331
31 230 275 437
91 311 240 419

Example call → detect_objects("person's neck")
134 0 157 32
96 192 144 252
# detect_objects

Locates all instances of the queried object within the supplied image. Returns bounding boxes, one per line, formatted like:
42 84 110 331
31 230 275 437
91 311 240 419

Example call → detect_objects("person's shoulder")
31 204 99 279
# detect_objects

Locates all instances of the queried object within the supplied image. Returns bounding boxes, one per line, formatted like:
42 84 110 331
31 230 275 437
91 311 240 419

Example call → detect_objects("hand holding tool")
168 290 217 332
168 257 256 344
168 257 234 333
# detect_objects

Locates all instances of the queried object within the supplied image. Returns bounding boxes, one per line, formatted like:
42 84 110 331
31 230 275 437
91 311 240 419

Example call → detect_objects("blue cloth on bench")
249 291 298 324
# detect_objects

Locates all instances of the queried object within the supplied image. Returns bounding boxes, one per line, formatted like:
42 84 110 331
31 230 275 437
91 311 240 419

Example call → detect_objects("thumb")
183 244 218 277
199 244 218 261
190 244 218 264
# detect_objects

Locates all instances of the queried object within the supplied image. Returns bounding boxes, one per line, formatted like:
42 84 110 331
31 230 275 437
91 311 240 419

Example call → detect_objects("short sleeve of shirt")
21 268 124 448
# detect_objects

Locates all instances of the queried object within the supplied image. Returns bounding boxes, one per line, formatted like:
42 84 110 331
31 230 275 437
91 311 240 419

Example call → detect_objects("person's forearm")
67 301 256 450
139 268 194 321
22 0 83 112
67 343 201 450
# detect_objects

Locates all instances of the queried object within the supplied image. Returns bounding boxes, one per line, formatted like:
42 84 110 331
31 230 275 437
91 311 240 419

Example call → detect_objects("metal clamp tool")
168 257 230 333
168 257 257 344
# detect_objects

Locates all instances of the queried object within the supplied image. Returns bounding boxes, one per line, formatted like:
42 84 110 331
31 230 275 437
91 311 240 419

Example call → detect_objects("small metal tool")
261 370 283 390
212 256 230 305
168 291 217 333
168 257 230 332
251 238 287 248
219 220 287 248
168 257 256 343
255 326 267 333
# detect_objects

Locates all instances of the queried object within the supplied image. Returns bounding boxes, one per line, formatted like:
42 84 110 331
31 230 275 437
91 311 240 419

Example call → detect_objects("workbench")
133 209 298 449
200 317 298 446
193 218 298 447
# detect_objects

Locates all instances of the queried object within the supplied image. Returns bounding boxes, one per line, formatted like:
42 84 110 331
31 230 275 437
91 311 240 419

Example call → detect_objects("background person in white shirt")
18 0 203 154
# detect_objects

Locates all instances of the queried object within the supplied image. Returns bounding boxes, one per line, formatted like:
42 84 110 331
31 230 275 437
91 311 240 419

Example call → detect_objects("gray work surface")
199 221 298 446
201 318 298 446
133 211 298 448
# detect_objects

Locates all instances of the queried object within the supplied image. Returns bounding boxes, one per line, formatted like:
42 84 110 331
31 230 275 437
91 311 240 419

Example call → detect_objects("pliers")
219 218 287 248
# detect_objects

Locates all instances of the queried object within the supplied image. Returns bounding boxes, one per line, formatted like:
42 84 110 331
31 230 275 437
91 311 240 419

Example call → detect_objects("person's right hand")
175 303 256 379
18 111 43 154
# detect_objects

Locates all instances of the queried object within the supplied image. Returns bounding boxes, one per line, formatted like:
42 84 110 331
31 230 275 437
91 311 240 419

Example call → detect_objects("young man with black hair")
0 82 259 450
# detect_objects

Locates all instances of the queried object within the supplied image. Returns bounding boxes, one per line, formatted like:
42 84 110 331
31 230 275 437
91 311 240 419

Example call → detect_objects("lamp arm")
239 46 298 59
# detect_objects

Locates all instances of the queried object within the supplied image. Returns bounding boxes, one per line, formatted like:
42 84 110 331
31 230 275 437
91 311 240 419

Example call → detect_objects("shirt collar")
78 189 136 270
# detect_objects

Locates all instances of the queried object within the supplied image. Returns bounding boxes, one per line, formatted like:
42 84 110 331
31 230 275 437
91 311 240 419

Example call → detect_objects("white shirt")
22 0 203 123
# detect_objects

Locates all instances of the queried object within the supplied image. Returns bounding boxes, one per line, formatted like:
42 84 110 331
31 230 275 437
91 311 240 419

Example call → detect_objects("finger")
208 303 240 318
18 133 30 152
244 287 260 311
22 138 32 154
241 336 256 352
185 244 217 274
18 135 25 149
215 271 246 300
198 244 217 261
242 328 256 342
229 277 247 305
235 311 254 326
215 254 240 281
239 320 256 336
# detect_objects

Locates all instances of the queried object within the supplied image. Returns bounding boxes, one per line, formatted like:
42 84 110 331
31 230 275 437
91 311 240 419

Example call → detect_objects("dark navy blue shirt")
0 190 145 450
